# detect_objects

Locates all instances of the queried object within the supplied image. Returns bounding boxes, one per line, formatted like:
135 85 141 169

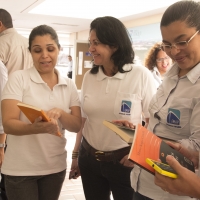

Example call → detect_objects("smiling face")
30 34 60 75
161 21 200 76
156 50 172 75
88 30 117 69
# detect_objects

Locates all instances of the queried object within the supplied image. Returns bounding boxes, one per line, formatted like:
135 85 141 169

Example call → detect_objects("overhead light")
16 28 69 39
29 0 180 19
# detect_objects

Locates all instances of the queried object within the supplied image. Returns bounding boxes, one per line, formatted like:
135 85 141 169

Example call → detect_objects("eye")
164 45 171 49
176 41 187 46
93 41 99 46
33 48 41 53
47 47 55 52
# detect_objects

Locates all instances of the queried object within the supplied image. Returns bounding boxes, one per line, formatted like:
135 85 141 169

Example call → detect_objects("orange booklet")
17 102 62 137
128 124 195 174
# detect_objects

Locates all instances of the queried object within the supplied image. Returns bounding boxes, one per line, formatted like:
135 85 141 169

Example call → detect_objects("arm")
0 134 6 167
154 154 200 198
2 99 60 136
70 117 86 178
0 61 7 166
46 106 82 133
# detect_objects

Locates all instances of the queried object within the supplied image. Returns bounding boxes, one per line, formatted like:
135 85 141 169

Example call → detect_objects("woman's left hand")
120 154 134 168
46 108 63 120
112 120 135 129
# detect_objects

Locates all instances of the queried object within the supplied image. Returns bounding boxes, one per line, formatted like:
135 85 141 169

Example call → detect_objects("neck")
102 66 118 77
40 70 58 89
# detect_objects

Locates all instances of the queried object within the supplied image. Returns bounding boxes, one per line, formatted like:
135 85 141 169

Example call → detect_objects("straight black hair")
28 25 60 51
89 16 134 74
0 9 13 28
161 1 200 31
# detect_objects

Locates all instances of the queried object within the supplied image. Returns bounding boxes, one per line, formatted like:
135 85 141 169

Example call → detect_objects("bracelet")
72 151 79 159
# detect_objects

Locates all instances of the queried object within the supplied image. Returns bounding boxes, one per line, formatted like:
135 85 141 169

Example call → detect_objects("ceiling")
0 0 181 35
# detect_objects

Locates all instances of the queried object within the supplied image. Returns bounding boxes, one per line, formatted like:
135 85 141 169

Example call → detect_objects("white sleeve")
141 69 157 118
0 61 8 134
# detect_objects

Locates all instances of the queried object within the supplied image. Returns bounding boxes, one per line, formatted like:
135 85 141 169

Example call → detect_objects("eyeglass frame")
161 30 199 52
156 56 170 63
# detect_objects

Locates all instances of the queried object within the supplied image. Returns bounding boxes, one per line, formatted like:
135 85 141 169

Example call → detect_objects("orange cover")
17 102 62 137
128 124 195 174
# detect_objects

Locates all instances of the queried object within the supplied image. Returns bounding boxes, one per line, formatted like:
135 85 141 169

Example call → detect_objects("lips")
174 56 186 62
40 61 51 64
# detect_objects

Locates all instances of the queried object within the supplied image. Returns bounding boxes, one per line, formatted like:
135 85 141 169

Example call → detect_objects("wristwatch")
0 144 6 148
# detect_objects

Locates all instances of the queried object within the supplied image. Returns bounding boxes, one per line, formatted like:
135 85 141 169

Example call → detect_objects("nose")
163 59 168 64
88 44 95 53
170 46 180 56
42 50 49 58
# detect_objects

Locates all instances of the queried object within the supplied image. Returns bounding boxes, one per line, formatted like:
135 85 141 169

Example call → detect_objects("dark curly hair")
89 16 134 74
144 43 162 70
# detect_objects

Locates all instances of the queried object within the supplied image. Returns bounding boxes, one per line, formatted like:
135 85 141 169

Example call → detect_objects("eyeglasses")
161 30 199 53
156 57 170 62
88 40 101 48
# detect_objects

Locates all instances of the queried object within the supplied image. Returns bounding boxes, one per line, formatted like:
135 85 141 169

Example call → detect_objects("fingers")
166 155 183 175
34 116 43 123
119 155 134 168
112 120 135 129
46 108 62 120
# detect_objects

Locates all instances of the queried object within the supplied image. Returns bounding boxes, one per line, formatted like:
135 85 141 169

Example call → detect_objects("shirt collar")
152 66 161 77
166 62 200 83
0 28 16 37
30 67 68 86
96 64 132 81
187 63 200 84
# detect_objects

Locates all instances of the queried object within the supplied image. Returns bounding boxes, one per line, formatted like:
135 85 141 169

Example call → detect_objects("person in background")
145 42 172 88
1 25 82 200
0 8 33 200
0 9 32 74
67 55 73 79
154 141 200 199
71 16 156 200
130 1 200 200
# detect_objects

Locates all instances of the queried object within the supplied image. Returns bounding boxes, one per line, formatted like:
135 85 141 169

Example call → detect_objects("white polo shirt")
1 67 80 176
0 60 8 134
81 64 156 151
131 63 200 200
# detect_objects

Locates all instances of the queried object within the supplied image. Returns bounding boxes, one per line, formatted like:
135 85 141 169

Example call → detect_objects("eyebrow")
32 44 54 48
162 34 187 43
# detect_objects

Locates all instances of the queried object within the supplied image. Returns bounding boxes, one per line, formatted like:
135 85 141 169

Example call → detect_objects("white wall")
70 13 163 42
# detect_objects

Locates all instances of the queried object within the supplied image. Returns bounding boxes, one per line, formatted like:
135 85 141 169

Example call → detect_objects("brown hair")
0 9 13 29
144 43 162 70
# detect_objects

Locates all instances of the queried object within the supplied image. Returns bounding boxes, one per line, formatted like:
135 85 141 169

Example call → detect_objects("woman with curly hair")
145 43 172 88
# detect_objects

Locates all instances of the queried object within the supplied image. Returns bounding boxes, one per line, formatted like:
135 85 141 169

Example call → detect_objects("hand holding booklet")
103 121 195 175
17 102 62 137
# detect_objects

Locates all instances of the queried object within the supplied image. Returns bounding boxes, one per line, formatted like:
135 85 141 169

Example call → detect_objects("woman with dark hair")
129 1 200 200
71 16 156 200
145 43 172 88
1 25 82 200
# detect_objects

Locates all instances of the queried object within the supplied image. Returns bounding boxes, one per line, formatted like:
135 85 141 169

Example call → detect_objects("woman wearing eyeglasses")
145 43 172 88
130 1 200 200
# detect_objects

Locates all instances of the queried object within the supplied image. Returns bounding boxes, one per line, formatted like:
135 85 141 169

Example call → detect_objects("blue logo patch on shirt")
167 108 180 125
121 100 132 114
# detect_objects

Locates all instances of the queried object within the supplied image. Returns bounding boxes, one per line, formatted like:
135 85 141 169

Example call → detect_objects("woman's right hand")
112 120 135 129
32 116 59 136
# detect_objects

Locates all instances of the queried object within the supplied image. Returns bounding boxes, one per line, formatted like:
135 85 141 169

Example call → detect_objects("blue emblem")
167 108 180 125
121 100 132 113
